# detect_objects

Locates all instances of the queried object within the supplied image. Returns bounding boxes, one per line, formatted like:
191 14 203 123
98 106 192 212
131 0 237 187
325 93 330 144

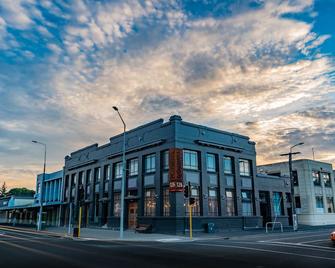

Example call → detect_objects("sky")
0 0 334 190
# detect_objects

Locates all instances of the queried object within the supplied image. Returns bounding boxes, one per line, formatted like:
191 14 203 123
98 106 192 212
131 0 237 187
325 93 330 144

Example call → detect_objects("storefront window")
113 193 121 217
226 190 235 216
208 188 219 216
241 190 253 216
144 189 156 216
163 187 170 216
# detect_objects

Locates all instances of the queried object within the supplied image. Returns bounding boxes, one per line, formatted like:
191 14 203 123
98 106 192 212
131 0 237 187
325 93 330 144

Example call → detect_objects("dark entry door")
259 191 271 227
128 202 138 229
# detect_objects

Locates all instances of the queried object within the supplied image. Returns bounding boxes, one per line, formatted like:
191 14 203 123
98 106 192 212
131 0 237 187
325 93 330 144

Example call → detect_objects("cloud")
0 0 334 189
0 0 34 29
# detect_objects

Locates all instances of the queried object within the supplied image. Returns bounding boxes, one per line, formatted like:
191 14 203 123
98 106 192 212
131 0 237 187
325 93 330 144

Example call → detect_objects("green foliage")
7 187 35 197
0 182 7 197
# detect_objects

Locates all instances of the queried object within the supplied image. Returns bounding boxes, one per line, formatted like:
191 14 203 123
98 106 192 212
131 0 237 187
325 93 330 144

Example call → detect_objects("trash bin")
205 223 215 233
73 227 79 237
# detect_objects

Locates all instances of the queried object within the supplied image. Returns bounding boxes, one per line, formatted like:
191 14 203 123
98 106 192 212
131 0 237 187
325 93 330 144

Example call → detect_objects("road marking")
194 242 335 262
257 232 329 243
300 239 329 244
268 241 335 251
156 238 184 242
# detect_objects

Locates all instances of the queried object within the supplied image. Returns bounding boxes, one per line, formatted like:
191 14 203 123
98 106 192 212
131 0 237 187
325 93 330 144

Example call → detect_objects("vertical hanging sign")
169 148 184 192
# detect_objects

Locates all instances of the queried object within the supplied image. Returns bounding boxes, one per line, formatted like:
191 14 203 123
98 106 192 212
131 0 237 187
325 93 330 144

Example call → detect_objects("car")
330 231 335 243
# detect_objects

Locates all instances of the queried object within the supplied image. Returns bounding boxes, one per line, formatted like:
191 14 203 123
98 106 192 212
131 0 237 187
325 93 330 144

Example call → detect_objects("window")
239 159 251 176
114 162 123 179
129 159 138 176
208 188 219 216
144 189 156 216
241 190 253 216
295 196 301 209
183 150 198 170
185 186 200 216
223 156 233 174
78 171 83 185
145 154 156 173
94 167 101 183
206 153 216 172
86 169 92 184
322 173 331 187
113 193 121 217
163 187 170 216
85 170 91 198
292 170 299 186
326 197 334 213
103 165 110 193
315 196 324 213
312 171 321 186
226 190 235 216
273 192 283 216
163 151 169 170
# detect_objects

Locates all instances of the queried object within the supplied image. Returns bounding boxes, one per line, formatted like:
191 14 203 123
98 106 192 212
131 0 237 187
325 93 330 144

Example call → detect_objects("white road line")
258 233 329 243
194 242 335 262
300 239 329 244
268 241 335 251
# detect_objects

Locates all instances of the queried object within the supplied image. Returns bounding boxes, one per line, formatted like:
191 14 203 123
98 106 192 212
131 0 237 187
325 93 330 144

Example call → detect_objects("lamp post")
113 106 126 239
280 142 304 231
32 140 46 231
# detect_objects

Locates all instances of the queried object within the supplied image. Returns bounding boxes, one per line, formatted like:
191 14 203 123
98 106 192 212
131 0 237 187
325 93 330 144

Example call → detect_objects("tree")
7 187 35 197
0 182 7 197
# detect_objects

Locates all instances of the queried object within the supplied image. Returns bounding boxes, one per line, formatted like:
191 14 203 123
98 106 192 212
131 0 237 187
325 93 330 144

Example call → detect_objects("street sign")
169 148 184 192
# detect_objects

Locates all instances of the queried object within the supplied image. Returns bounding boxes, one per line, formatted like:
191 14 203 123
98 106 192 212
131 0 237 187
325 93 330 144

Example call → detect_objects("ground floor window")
113 193 121 217
241 190 253 216
315 196 324 213
226 190 236 216
163 187 170 216
273 192 284 216
208 188 219 216
327 197 334 213
144 189 156 216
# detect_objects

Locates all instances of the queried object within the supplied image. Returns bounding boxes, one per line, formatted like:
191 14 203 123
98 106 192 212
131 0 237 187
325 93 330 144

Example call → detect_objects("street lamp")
32 140 46 231
113 106 126 239
280 142 304 231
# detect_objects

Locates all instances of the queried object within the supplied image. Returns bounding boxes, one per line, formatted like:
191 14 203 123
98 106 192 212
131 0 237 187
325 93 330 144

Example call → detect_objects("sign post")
189 204 193 240
168 148 183 192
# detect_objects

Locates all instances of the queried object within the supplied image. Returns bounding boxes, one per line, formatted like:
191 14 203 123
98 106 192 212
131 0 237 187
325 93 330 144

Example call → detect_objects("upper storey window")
183 150 198 170
239 159 251 176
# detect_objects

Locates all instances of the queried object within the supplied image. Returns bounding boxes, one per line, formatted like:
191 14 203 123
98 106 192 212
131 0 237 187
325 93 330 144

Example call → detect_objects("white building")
258 159 335 226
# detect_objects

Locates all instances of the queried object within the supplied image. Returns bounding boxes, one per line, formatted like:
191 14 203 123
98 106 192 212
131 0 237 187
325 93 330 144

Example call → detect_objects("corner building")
61 115 261 233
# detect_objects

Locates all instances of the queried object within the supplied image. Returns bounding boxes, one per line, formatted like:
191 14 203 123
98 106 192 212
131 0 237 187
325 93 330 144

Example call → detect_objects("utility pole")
113 106 126 239
280 142 304 231
32 140 46 231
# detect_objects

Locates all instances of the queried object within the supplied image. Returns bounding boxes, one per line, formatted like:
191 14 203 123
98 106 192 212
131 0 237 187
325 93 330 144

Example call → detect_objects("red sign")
169 148 184 192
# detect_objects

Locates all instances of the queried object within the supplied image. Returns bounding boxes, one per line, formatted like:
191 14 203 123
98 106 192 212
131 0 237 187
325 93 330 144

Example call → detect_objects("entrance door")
128 202 138 229
259 191 271 227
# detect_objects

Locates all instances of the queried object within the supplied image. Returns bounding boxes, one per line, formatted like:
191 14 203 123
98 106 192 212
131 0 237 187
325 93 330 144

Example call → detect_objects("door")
259 191 271 227
128 202 138 229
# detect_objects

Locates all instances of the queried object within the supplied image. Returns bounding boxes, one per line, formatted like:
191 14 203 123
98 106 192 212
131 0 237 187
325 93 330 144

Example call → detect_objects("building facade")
255 173 291 227
258 159 335 226
35 170 63 226
61 115 263 233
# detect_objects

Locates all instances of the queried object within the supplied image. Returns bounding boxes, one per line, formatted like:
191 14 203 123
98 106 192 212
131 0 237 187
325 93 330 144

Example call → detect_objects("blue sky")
0 0 334 189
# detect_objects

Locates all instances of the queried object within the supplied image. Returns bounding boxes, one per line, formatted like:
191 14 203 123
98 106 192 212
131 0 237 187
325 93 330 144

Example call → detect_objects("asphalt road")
0 227 334 268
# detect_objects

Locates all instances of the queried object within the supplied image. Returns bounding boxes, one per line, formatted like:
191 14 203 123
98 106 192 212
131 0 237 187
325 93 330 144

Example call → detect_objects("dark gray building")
255 173 291 227
61 115 263 233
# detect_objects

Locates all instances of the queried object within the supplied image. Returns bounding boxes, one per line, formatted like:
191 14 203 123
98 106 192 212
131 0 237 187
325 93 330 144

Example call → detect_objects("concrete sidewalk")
46 226 198 242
